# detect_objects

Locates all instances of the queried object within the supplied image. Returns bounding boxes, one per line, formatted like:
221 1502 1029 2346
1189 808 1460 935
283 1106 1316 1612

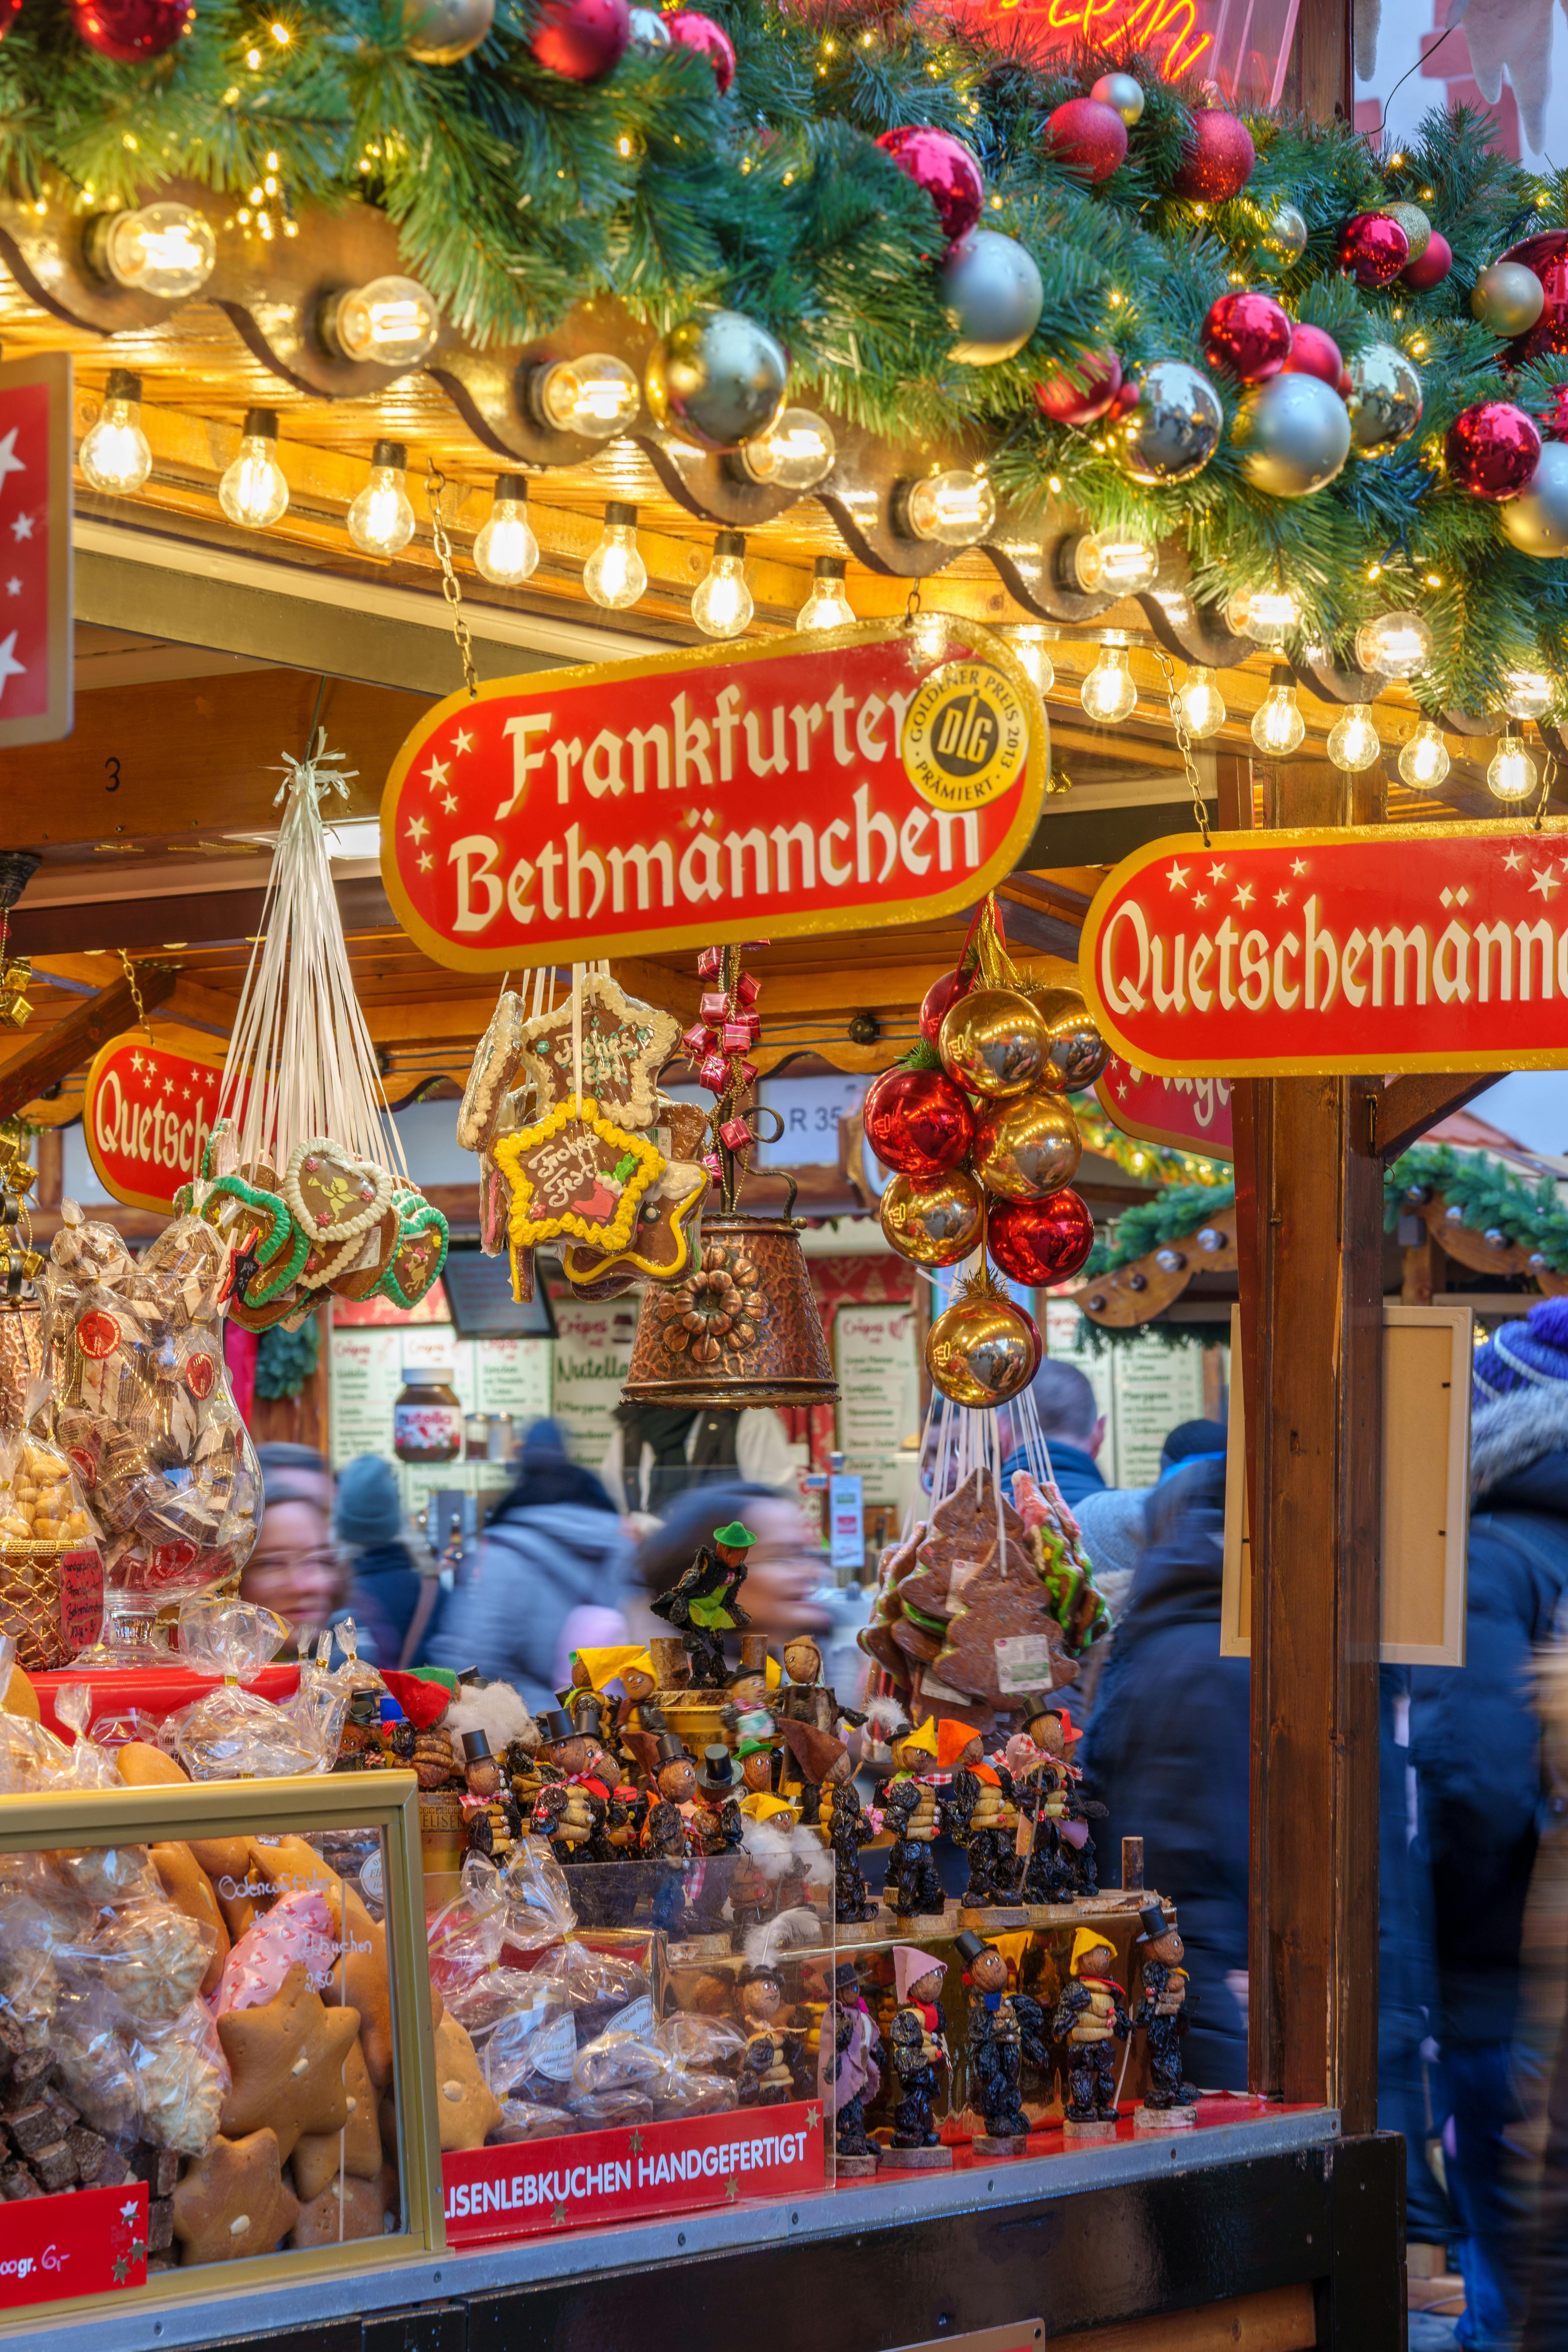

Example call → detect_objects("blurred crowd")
242 1291 1568 2349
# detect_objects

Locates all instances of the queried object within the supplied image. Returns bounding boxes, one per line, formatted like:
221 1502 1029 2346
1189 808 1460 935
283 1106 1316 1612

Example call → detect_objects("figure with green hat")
650 1518 756 1688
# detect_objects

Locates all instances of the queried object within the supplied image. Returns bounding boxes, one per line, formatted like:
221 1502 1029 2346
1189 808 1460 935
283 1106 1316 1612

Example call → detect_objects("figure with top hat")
650 1518 756 1688
1132 1905 1198 2111
1052 1927 1132 2123
639 1731 702 1933
457 1729 523 1864
879 1719 949 1921
889 1947 950 2150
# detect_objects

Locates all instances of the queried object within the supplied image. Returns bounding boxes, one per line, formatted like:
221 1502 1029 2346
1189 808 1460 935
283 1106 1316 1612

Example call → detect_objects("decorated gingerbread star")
493 1095 665 1298
216 1961 362 2161
518 973 681 1131
561 1155 706 1288
432 2010 503 2152
170 2127 301 2266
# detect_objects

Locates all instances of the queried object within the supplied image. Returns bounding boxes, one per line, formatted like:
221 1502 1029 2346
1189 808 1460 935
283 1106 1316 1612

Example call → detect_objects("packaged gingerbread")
0 1385 104 1669
161 1598 347 1779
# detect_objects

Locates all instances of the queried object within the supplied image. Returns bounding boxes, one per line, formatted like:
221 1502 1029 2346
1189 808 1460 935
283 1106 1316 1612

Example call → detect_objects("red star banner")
1095 1055 1233 1161
84 1034 226 1213
1083 822 1568 1076
381 622 1048 971
0 352 71 748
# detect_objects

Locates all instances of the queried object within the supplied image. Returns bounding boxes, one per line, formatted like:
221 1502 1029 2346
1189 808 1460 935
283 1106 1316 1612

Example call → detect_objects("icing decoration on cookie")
457 988 526 1154
493 1095 665 1296
216 1961 361 2161
377 1194 450 1313
284 1140 395 1247
561 1157 706 1286
517 974 681 1131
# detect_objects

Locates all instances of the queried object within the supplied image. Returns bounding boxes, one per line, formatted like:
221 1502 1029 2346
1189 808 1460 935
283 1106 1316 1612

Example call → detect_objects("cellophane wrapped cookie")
41 1205 261 1652
0 1386 103 1670
160 1598 346 1779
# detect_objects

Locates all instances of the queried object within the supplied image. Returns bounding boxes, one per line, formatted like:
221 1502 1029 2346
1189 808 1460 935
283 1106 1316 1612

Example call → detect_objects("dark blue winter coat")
1411 1385 1568 2049
344 1541 440 1671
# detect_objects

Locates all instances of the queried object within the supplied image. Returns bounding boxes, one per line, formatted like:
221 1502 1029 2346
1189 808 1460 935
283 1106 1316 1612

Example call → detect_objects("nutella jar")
394 1362 463 1464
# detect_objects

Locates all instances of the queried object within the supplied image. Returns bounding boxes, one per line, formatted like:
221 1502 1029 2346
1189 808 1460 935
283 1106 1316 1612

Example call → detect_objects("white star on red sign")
1193 890 1209 909
453 727 475 755
1531 867 1560 901
441 791 458 814
418 851 434 872
424 755 450 789
131 1050 144 1073
407 815 429 844
1166 862 1190 891
1290 858 1308 876
0 431 25 496
9 512 32 542
1234 883 1255 909
1504 848 1526 872
163 1078 174 1095
0 631 26 702
1273 889 1290 907
1207 861 1227 883
182 1087 191 1101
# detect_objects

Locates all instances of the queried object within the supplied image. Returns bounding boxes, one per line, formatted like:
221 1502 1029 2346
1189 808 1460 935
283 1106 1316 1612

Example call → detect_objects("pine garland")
1385 1141 1568 1268
254 1311 322 1398
20 4 1568 702
1076 1105 1230 1189
1082 1176 1235 1277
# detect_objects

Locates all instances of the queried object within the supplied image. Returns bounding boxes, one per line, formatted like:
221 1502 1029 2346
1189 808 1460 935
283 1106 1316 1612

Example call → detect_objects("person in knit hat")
333 1454 446 1670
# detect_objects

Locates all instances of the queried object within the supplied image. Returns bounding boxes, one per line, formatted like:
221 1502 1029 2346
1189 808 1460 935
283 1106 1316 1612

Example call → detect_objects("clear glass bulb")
1353 609 1432 680
737 407 837 490
1327 702 1381 773
534 354 640 440
328 274 440 366
79 372 151 494
1251 674 1305 756
1503 667 1554 721
474 478 539 586
584 504 646 610
93 200 216 299
798 560 854 631
1488 734 1538 801
347 443 415 557
218 408 289 528
1080 644 1136 724
1399 720 1451 788
1006 628 1054 691
1072 532 1158 595
692 534 752 639
904 468 996 546
1226 584 1303 645
1176 665 1226 739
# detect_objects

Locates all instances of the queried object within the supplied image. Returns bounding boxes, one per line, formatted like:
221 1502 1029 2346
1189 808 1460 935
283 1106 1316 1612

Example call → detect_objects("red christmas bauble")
919 967 968 1044
1200 290 1292 383
1170 109 1254 200
875 127 984 249
0 0 23 39
71 0 192 59
1044 97 1128 186
987 1191 1094 1286
863 1066 975 1179
1336 211 1409 288
1401 229 1452 292
1497 232 1568 367
1278 322 1343 386
666 9 734 92
1034 348 1122 424
529 0 630 78
1445 400 1542 500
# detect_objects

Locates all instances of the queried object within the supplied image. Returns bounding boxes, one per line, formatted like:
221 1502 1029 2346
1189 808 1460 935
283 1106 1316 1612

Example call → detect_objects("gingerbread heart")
655 1094 712 1162
377 1195 450 1313
329 1205 402 1303
518 973 680 1131
216 1962 361 2162
199 1170 307 1307
284 1141 395 1246
173 2127 300 2267
457 988 525 1154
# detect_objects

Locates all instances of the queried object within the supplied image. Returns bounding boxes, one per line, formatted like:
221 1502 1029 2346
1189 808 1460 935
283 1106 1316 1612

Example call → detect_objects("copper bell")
621 1213 838 1410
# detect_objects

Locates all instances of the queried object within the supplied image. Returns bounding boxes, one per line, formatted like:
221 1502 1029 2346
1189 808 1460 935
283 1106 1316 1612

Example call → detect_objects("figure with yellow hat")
954 1930 1049 2149
650 1519 756 1688
940 1720 1023 1910
879 1719 948 1921
1051 1928 1132 2123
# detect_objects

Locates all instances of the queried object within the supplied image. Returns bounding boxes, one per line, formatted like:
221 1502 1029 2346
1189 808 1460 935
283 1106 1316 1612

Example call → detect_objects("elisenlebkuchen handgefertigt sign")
1082 822 1568 1076
380 622 1048 970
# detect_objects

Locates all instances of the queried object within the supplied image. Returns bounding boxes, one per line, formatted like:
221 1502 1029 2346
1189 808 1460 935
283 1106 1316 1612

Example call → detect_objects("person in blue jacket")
333 1455 446 1671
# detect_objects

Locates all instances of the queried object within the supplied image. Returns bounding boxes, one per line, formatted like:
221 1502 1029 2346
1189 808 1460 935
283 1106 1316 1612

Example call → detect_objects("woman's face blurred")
240 1500 341 1639
738 1499 830 1637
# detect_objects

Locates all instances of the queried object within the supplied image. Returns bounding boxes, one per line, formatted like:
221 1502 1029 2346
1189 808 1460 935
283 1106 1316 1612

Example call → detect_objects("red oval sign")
84 1034 226 1215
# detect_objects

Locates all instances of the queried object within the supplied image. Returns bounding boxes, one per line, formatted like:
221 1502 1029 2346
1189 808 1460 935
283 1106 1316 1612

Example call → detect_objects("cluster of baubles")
861 976 1111 1407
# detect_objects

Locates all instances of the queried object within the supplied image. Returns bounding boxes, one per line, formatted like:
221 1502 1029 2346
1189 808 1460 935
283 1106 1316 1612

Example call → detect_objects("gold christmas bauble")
925 1289 1040 1409
1024 983 1113 1092
879 1169 986 1266
937 987 1048 1099
1384 201 1432 263
973 1092 1082 1201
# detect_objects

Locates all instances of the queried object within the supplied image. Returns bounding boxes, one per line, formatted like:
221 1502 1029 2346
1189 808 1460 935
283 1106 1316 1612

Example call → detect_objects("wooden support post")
0 966 176 1124
1236 762 1383 2134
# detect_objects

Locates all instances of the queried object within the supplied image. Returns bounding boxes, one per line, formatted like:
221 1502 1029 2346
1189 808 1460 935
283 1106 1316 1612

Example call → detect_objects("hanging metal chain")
427 464 479 702
1533 739 1558 834
117 947 152 1044
1151 641 1212 848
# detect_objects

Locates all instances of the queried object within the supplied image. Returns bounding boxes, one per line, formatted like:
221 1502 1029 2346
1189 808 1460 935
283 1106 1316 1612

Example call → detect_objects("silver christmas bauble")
1234 369 1351 497
1089 70 1145 126
1501 440 1568 556
1344 340 1423 457
942 231 1044 365
645 309 789 451
1471 261 1547 338
628 5 668 41
1115 358 1223 484
403 0 493 60
1259 199 1308 268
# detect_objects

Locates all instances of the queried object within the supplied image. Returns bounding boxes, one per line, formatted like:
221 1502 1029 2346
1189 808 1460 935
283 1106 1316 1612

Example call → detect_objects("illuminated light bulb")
473 472 539 587
1251 665 1305 756
1327 702 1381 773
346 439 415 558
531 354 640 440
1398 719 1451 788
1080 642 1136 725
908 610 951 668
218 406 289 528
1069 531 1159 596
901 468 996 547
1503 667 1555 721
583 501 647 611
1225 584 1303 646
78 368 152 495
735 407 837 490
322 274 440 367
691 530 752 639
1353 608 1433 680
797 555 854 631
1004 627 1054 692
1176 665 1226 740
1487 729 1538 802
87 200 215 299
